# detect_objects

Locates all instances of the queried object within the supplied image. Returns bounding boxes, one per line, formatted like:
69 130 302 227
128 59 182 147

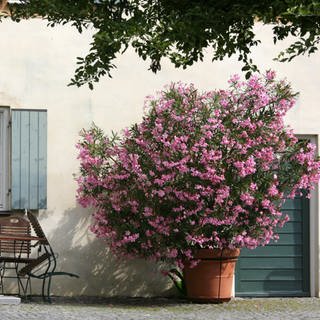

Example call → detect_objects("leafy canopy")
4 0 320 89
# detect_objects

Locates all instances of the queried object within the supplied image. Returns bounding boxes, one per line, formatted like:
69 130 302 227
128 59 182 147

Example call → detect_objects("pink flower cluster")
76 71 320 267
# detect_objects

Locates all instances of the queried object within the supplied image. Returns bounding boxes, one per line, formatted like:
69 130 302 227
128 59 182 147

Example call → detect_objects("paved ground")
0 297 320 319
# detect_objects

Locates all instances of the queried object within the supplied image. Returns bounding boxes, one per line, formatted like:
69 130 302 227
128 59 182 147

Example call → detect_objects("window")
0 107 47 212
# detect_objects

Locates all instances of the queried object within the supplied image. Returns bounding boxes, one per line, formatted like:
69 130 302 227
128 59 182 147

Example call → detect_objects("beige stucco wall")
0 19 319 297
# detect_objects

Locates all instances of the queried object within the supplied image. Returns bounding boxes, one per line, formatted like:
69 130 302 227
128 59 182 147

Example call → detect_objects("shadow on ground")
23 296 189 307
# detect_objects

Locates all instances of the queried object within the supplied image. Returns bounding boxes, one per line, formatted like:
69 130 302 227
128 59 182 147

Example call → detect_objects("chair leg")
15 263 22 296
0 263 5 294
17 273 30 299
23 277 31 300
46 275 53 303
41 277 47 302
29 276 32 298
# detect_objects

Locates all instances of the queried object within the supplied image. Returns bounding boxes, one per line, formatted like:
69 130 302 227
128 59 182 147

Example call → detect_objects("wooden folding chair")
18 211 79 302
0 215 37 296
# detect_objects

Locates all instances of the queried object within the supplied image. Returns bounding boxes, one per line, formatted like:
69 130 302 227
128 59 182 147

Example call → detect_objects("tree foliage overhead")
4 0 320 89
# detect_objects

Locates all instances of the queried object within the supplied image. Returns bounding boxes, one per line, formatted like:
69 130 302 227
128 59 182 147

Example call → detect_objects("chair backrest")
18 212 55 277
27 212 49 245
0 216 31 257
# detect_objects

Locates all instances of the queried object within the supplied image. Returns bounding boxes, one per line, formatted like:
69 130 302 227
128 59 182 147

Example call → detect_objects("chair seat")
0 256 37 264
18 253 51 276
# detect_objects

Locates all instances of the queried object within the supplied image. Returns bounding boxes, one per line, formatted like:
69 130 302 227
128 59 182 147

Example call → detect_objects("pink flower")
234 157 256 177
167 248 178 258
266 70 276 80
228 74 240 83
268 185 279 197
250 183 257 191
240 193 255 206
215 186 230 205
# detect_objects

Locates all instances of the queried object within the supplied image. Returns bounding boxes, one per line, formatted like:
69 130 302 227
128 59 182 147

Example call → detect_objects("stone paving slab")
0 295 20 305
0 297 320 320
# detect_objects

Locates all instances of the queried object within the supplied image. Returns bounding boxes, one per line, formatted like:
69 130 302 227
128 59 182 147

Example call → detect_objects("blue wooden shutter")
11 110 47 209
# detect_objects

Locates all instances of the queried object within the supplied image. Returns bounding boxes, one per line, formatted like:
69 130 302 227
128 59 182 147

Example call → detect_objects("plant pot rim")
192 248 241 259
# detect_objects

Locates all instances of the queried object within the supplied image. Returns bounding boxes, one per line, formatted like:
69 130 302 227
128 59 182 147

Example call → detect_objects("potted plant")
76 71 320 302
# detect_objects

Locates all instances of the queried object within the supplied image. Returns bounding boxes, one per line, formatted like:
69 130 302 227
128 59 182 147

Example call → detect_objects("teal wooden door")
235 196 310 296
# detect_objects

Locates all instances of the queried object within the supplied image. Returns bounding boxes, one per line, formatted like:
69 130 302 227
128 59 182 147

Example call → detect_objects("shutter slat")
29 112 39 209
11 111 21 209
38 111 47 209
20 111 30 209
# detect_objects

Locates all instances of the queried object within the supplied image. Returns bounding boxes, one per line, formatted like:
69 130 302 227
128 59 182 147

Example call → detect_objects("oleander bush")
76 71 320 268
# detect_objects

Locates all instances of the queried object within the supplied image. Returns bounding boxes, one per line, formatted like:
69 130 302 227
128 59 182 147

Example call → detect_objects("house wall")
0 19 319 297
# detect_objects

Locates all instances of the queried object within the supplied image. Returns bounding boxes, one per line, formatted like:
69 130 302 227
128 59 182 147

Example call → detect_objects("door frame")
297 135 319 297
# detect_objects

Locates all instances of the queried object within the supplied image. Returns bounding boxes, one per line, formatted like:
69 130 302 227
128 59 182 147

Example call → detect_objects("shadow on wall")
37 206 174 297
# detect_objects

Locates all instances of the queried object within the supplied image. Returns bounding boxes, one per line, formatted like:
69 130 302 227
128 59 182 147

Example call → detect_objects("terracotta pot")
183 248 240 303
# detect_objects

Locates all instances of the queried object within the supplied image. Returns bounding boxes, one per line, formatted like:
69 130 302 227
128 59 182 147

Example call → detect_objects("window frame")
0 106 10 211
